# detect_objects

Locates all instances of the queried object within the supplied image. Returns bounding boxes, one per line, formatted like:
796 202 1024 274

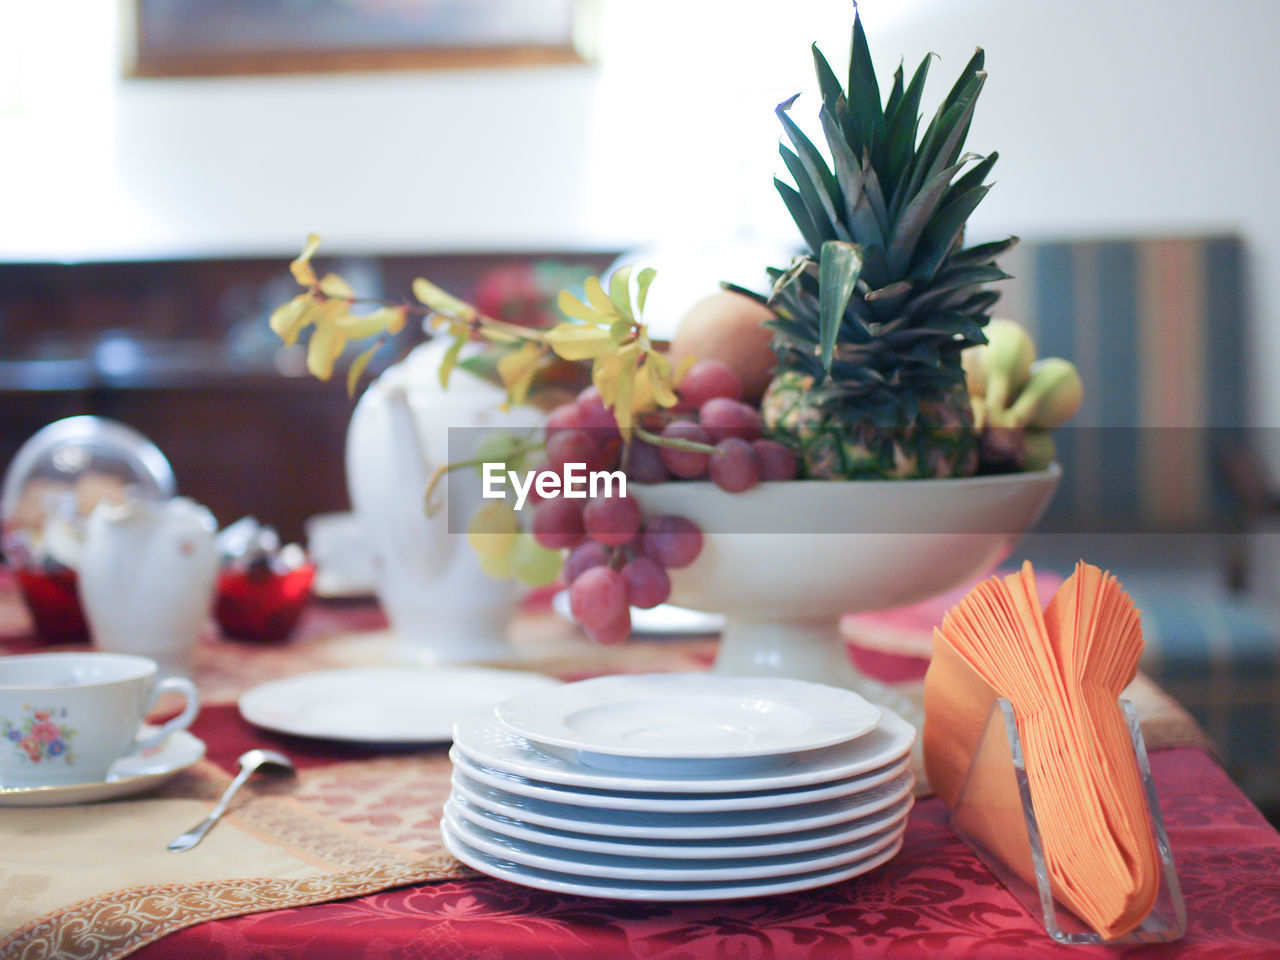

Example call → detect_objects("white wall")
2 0 1278 423
872 0 1280 433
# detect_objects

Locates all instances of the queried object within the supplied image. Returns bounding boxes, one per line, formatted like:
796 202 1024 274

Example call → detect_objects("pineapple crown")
761 10 1016 428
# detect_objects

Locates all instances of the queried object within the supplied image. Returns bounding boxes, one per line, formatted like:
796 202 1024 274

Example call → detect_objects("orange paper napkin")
923 560 1159 939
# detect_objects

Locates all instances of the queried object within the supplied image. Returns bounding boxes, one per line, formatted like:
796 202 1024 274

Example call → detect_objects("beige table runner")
0 756 466 960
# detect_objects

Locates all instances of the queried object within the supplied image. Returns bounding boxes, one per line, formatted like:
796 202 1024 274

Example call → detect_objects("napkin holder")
950 698 1186 945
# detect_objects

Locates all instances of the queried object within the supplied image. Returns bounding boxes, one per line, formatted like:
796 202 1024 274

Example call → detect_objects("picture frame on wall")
125 0 597 78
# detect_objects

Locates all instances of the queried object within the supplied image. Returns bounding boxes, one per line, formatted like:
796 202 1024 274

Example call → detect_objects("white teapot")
346 339 542 665
77 497 219 679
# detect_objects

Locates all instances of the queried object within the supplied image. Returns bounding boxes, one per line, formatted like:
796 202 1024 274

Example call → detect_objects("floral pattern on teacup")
2 704 76 765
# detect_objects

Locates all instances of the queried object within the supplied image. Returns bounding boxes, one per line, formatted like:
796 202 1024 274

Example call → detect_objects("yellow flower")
269 234 407 383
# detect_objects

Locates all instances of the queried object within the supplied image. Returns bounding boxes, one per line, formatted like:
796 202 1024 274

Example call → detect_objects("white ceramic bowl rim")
632 463 1061 536
0 652 158 691
633 462 1061 493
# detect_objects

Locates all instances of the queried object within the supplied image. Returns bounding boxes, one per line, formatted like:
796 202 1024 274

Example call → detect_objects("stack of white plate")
442 673 916 901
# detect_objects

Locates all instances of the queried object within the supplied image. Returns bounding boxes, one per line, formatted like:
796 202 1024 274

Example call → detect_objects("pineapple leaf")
944 288 1002 315
858 243 890 292
904 71 986 211
846 12 884 158
768 316 819 343
863 280 912 319
777 97 844 233
818 240 864 376
945 151 998 206
903 266 1009 315
903 339 942 367
865 279 913 301
774 178 827 254
719 280 768 305
941 47 986 114
893 311 986 343
884 60 905 120
819 103 863 225
925 72 986 180
780 144 844 246
949 235 1019 267
885 54 935 216
886 53 935 133
885 157 971 276
861 154 890 233
911 183 992 281
811 44 845 110
931 262 1012 288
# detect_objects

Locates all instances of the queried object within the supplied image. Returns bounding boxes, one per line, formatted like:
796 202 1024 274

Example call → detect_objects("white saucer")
442 819 904 902
452 706 915 793
449 789 914 860
449 746 911 813
0 730 206 807
551 591 725 636
450 769 914 840
443 802 905 882
239 667 560 744
494 674 880 760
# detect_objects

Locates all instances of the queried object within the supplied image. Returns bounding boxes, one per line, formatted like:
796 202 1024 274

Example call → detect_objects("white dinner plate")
452 706 915 793
551 591 725 636
239 667 559 744
0 730 205 807
450 769 914 840
494 674 880 760
449 789 914 860
441 819 904 902
442 801 905 882
449 746 911 813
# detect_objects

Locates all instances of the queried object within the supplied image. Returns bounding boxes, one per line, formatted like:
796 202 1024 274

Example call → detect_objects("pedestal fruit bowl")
636 469 1059 716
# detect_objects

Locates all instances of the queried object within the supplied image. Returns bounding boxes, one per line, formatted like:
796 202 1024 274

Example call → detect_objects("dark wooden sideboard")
0 251 617 543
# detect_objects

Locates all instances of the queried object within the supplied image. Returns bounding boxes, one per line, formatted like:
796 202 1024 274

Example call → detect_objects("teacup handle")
133 676 201 753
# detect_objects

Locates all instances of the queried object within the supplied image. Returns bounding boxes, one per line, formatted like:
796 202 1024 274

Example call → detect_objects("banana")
961 343 987 399
1023 430 1057 471
970 395 987 431
1006 357 1083 429
982 318 1036 415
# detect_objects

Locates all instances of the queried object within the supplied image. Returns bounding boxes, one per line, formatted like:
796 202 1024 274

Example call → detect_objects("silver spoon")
168 749 295 852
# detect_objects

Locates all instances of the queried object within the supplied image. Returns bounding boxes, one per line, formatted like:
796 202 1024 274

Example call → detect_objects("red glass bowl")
14 568 91 645
215 564 315 643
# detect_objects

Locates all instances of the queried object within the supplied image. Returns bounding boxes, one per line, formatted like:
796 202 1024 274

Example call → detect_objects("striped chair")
1000 235 1280 809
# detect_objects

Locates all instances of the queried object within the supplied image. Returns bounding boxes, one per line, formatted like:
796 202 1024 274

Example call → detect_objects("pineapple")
747 13 1014 479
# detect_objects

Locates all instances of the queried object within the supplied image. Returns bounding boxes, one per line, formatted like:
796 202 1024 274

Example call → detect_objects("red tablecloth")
125 705 1280 960
4 574 1277 958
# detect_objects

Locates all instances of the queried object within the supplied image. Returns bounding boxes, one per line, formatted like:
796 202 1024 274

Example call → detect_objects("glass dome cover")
1 416 175 569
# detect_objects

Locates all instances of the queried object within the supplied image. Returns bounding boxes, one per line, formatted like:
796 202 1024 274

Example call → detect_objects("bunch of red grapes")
527 358 798 645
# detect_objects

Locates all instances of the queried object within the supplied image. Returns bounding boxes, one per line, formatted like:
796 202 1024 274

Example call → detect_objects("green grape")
509 532 563 588
473 431 527 475
466 501 519 560
478 551 512 580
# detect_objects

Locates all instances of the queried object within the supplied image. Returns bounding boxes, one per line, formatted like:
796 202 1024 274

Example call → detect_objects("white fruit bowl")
633 465 1060 714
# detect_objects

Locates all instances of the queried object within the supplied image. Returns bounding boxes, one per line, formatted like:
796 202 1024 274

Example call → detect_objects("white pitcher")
346 339 542 665
78 497 219 680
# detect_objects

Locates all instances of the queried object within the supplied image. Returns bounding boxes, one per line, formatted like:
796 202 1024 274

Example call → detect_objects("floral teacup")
0 652 198 787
